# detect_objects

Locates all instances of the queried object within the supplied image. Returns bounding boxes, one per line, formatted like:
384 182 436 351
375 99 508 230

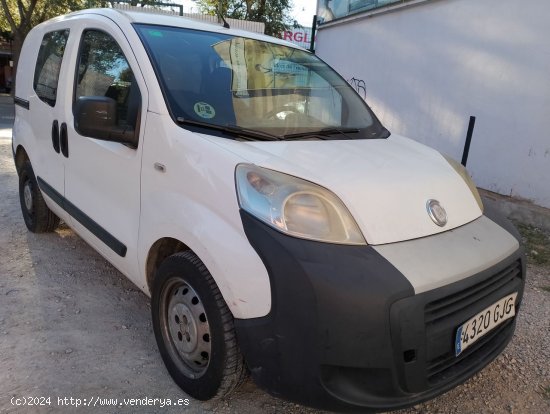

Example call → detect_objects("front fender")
138 194 272 319
138 113 271 319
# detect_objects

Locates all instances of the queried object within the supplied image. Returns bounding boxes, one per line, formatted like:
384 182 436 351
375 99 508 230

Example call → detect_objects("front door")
62 20 146 282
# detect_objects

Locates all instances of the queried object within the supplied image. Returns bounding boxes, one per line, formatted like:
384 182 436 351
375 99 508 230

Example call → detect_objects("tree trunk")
10 32 24 98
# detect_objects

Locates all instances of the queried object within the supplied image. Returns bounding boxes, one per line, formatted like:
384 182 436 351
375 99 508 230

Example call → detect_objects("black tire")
18 161 60 233
152 251 247 400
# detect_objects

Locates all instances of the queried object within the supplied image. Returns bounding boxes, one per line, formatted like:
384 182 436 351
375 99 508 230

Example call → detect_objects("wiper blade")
283 127 360 140
176 117 281 141
224 124 282 141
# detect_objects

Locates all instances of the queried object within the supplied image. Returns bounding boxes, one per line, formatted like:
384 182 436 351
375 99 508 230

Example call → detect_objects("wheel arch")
146 237 191 295
14 145 30 175
142 225 272 320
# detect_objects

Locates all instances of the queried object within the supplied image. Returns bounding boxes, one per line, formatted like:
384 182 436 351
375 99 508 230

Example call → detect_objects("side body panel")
15 11 273 319
137 113 272 318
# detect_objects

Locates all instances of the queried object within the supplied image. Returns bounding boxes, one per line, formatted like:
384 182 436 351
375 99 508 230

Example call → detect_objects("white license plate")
455 292 517 356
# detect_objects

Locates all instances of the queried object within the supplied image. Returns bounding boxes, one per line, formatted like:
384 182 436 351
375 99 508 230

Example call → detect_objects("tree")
196 0 293 36
0 1 165 92
1 1 87 91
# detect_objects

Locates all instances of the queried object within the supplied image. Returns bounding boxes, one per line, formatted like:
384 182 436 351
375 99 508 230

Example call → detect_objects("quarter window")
75 30 141 131
34 30 70 106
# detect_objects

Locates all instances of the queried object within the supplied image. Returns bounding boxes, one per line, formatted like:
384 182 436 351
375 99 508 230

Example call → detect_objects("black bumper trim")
236 210 414 411
236 209 525 412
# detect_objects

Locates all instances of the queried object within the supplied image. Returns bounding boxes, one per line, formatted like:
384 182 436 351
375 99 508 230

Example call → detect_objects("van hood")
203 134 483 245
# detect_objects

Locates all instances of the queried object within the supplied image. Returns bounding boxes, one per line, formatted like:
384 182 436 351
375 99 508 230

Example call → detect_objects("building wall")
316 0 550 208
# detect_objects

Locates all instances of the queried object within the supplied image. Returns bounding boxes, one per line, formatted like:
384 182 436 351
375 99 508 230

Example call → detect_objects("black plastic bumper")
236 209 525 412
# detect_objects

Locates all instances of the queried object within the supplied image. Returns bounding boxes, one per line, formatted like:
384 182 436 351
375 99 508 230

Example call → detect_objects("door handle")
60 122 69 158
51 120 60 153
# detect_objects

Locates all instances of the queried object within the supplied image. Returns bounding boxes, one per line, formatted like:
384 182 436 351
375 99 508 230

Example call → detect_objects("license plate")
455 292 517 356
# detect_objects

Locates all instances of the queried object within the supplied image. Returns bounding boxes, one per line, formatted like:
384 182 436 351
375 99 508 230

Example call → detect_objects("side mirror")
74 96 137 147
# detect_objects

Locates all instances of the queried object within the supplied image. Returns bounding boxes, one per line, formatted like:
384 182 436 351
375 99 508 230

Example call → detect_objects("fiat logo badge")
426 199 447 227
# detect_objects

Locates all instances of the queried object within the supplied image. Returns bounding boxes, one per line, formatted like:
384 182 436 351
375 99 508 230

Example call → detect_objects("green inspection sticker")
148 30 163 38
194 102 216 119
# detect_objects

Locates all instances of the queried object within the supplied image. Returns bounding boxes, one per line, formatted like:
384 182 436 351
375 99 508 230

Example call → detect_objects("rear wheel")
152 251 247 400
18 161 60 233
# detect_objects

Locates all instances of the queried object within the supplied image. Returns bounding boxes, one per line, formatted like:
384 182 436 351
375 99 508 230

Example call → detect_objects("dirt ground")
1 96 549 413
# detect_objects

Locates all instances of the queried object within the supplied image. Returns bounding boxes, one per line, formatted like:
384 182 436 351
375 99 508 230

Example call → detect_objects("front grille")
425 260 522 325
391 255 524 394
423 259 522 385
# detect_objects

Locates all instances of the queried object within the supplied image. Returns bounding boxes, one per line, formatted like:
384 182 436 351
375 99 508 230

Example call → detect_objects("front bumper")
236 208 525 412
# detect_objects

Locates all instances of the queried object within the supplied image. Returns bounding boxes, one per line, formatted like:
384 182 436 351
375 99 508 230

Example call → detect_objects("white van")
13 8 525 412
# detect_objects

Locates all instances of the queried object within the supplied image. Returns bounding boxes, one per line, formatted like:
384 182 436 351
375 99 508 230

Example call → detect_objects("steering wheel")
264 106 302 121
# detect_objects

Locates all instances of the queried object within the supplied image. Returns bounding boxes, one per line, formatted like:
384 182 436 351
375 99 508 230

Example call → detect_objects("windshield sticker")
148 30 164 38
194 102 216 119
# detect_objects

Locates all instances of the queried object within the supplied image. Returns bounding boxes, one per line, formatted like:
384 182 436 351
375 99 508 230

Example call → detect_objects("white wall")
316 0 550 208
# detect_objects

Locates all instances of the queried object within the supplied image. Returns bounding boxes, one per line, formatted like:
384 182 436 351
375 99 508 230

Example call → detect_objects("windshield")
135 24 388 140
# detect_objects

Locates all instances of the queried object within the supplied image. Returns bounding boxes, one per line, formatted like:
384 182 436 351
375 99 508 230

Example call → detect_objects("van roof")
66 8 301 50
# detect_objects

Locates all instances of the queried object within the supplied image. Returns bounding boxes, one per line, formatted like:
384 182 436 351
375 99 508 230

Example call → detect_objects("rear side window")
75 30 141 131
33 30 70 106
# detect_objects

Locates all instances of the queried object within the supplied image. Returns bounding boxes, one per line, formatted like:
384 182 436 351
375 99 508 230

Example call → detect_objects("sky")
172 0 317 27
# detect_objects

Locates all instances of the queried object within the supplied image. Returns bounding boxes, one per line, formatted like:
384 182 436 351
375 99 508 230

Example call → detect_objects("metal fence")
113 4 265 34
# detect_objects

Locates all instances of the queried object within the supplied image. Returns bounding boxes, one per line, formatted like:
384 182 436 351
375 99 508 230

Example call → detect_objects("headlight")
442 154 484 211
235 164 366 245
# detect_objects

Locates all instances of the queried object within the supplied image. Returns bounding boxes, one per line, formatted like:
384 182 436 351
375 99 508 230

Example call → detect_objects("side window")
34 30 70 106
75 30 141 131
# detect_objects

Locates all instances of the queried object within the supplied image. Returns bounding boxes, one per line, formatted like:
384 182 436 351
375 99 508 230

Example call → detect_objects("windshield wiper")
224 124 282 141
176 117 281 141
283 127 360 140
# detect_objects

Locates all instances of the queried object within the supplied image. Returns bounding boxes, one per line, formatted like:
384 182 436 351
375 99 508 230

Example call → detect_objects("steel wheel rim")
160 278 211 379
23 179 33 212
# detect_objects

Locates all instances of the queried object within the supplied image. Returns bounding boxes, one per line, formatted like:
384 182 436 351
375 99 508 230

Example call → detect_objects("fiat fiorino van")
12 8 525 412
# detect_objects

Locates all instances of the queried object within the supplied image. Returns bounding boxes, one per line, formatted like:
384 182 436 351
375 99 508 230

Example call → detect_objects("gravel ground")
1 95 549 413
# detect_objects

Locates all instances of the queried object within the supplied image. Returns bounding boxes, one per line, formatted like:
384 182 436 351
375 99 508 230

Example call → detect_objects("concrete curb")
480 189 550 232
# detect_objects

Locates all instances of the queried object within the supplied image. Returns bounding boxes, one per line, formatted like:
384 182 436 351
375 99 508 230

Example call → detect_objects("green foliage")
196 0 293 36
0 0 165 92
0 1 164 37
1 1 90 34
514 221 550 265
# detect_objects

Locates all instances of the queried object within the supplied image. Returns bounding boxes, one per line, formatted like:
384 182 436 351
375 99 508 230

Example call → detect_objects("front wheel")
151 251 247 400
